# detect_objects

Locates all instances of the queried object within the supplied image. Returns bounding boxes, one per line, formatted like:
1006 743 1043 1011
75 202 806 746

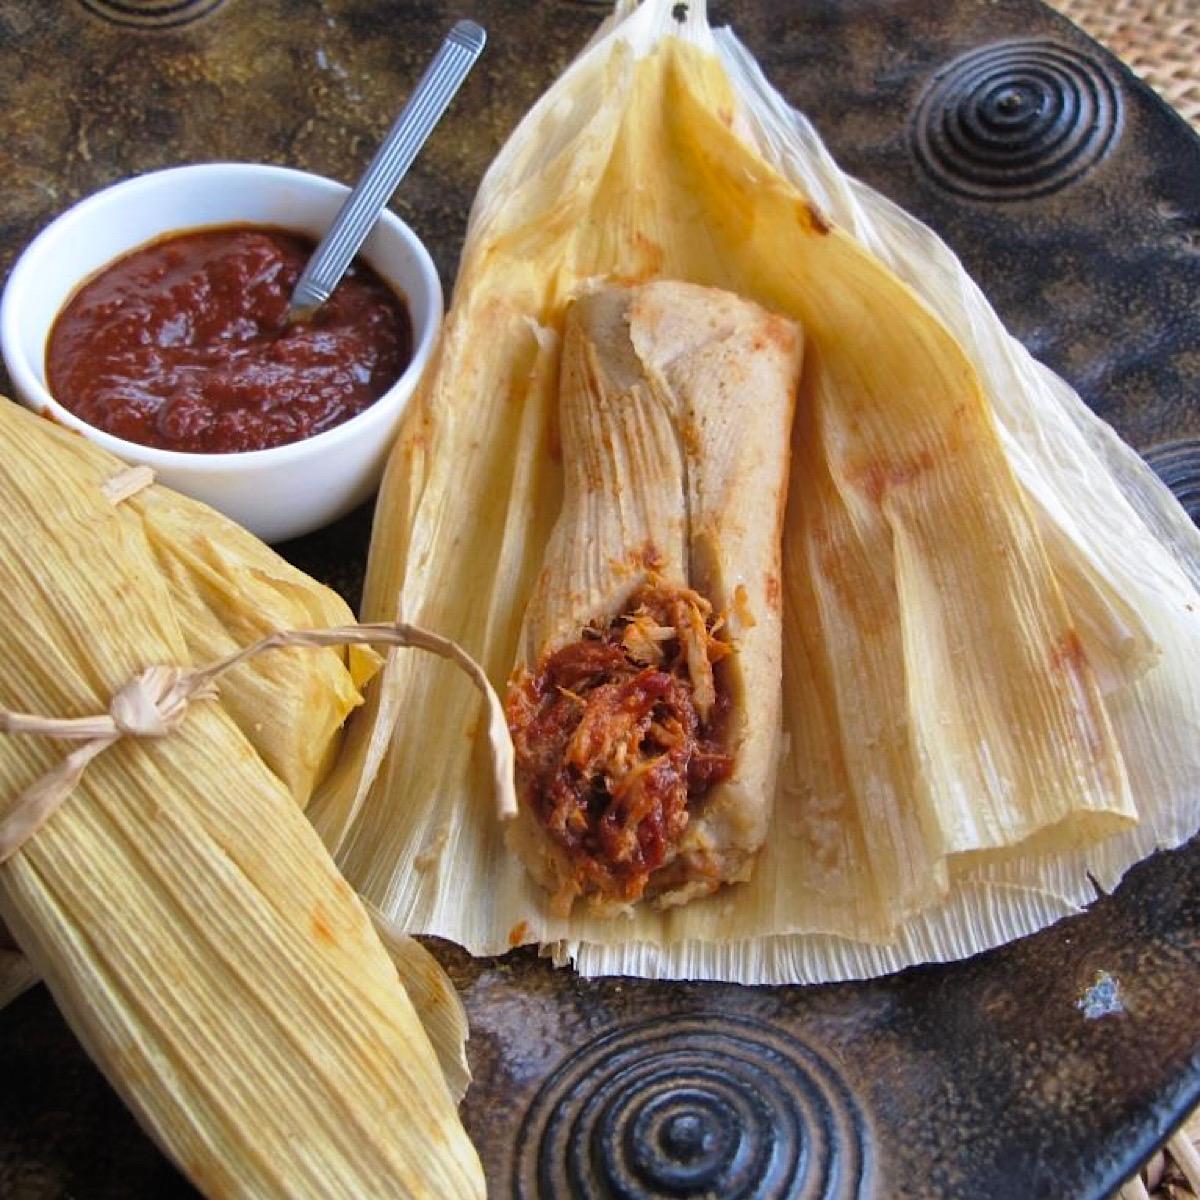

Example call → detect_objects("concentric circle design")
912 40 1121 200
514 1015 867 1199
78 0 224 29
1143 439 1200 525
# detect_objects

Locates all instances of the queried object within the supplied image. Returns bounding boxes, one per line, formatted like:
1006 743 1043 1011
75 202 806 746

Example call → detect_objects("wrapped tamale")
0 399 483 1196
505 281 800 913
1 404 378 807
316 0 1200 984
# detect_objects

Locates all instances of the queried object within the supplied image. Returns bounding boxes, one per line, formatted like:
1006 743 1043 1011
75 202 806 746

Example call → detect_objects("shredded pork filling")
506 586 732 901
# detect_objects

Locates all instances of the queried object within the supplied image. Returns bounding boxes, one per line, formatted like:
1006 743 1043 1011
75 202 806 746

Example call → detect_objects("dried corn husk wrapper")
315 0 1200 984
3 411 378 809
0 945 36 1009
0 399 483 1196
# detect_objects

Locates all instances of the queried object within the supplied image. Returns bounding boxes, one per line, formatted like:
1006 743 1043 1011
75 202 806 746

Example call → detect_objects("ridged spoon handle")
288 19 486 319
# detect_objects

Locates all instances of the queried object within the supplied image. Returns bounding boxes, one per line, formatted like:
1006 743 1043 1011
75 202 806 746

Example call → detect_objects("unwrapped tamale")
505 281 800 913
0 399 483 1196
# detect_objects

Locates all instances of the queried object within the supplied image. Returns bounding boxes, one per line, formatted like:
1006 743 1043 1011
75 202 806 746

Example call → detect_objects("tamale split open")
311 0 1200 985
503 281 800 916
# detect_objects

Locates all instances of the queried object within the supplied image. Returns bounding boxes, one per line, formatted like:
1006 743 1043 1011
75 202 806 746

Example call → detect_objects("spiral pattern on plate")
513 1015 867 1199
912 40 1121 200
1143 439 1200 526
78 0 224 28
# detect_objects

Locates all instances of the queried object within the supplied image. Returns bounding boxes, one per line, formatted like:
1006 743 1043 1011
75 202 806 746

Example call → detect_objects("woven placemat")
1050 2 1200 1196
1115 1107 1200 1200
1054 0 1200 129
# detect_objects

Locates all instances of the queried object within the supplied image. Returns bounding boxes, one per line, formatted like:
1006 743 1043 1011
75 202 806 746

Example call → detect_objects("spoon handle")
289 20 486 317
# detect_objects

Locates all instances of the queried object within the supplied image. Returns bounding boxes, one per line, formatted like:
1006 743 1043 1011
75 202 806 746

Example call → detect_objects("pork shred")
506 585 733 902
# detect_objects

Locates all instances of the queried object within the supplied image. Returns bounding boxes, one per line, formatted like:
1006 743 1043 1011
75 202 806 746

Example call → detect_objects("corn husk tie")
0 621 516 865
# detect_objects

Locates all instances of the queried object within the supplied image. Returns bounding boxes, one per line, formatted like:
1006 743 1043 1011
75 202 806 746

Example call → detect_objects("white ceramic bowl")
0 163 442 543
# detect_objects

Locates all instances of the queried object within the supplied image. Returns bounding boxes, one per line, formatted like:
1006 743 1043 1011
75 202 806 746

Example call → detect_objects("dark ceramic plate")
1 2 1199 1198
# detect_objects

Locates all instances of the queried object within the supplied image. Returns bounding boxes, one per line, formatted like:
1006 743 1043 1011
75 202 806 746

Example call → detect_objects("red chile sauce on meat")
506 587 733 904
46 226 412 454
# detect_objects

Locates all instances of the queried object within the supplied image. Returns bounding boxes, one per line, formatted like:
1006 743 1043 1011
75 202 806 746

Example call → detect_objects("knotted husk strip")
0 399 483 1197
315 0 1200 984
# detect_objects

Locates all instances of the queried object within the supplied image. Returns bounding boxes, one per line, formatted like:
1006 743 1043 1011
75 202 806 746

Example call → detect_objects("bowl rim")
0 161 443 473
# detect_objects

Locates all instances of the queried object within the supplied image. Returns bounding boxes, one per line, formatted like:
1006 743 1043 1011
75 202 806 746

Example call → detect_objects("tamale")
0 403 378 807
317 0 1200 984
0 399 483 1196
505 281 800 913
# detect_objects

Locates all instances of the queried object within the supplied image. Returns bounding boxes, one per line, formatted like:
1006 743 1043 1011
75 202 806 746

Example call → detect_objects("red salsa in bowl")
45 226 413 454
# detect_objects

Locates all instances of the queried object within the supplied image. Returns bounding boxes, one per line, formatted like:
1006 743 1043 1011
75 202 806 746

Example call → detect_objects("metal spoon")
287 19 486 321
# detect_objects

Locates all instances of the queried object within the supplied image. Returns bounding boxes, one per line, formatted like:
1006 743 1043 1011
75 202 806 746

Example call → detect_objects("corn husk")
4 407 379 808
367 906 471 1103
0 924 472 1103
316 0 1200 984
0 399 483 1196
0 945 37 1008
